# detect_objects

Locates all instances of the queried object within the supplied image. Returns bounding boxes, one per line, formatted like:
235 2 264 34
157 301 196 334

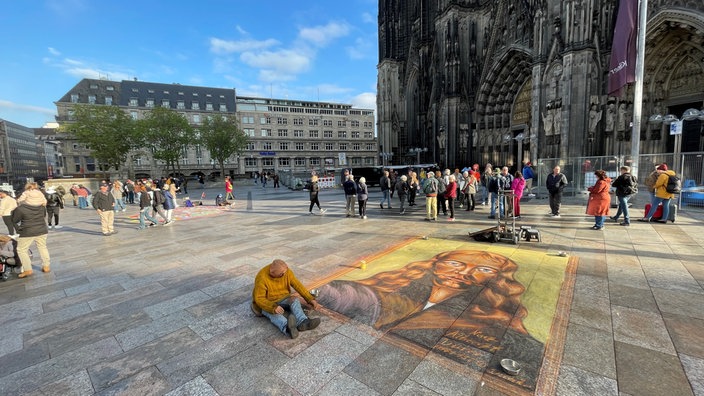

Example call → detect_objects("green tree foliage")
137 107 195 174
59 104 138 176
199 115 248 179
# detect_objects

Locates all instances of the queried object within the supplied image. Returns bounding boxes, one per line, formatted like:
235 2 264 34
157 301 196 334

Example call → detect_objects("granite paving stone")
314 372 383 396
87 327 202 392
568 294 612 332
0 337 123 395
95 366 170 396
607 283 659 313
142 290 212 320
662 312 704 359
115 310 197 351
164 376 219 396
0 339 50 376
679 353 704 396
391 379 442 395
344 337 423 395
408 355 481 395
201 341 290 394
611 305 676 355
87 282 167 311
278 331 369 395
651 287 704 320
614 341 694 396
185 286 252 319
555 364 619 396
42 283 126 312
23 369 95 396
561 322 616 379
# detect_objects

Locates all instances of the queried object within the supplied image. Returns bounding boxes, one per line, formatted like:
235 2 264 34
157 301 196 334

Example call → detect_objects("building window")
277 117 288 125
279 142 289 150
193 115 201 124
206 103 213 111
88 95 96 104
278 158 290 167
351 157 361 165
309 118 319 126
89 84 98 89
245 158 257 167
70 94 79 103
278 129 288 137
162 99 170 107
295 142 305 151
192 102 200 110
74 156 81 172
310 158 320 166
325 143 334 151
338 120 346 127
324 130 333 138
262 129 272 137
262 158 274 167
246 142 255 150
67 110 75 120
105 96 113 106
311 143 319 150
309 130 319 138
86 157 96 172
294 130 304 137
339 143 347 150
129 98 138 107
364 121 373 128
130 111 138 120
219 104 227 111
293 118 303 125
243 128 255 137
262 142 272 150
242 116 254 124
177 101 185 109
352 143 361 151
364 157 374 165
323 120 333 126
338 131 347 138
260 116 271 124
351 131 360 138
364 132 373 139
294 157 306 166
351 120 360 127
106 86 114 91
366 143 374 151
145 98 154 107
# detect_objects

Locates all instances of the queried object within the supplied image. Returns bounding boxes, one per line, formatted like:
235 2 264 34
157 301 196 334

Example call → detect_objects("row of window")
244 142 375 151
242 129 374 139
241 116 372 128
69 94 229 112
243 157 375 167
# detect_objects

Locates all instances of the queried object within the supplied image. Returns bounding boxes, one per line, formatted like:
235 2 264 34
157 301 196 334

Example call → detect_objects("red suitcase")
644 203 663 219
644 202 677 222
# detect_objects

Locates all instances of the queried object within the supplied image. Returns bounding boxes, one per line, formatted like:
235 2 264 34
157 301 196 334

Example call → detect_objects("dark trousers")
439 193 447 214
447 197 455 218
309 197 321 212
549 191 562 215
46 206 60 226
358 199 367 217
2 216 14 234
465 193 476 210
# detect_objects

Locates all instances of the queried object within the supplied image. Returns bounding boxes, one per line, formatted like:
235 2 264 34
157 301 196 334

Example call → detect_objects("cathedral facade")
377 0 704 168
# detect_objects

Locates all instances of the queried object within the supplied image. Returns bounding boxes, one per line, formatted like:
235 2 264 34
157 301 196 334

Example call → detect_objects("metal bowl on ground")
500 358 522 376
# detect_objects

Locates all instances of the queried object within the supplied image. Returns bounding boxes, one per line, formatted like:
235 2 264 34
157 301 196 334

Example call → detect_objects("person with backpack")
137 185 160 229
395 175 410 215
488 168 507 219
438 170 450 215
640 164 677 223
356 177 369 219
379 170 392 209
151 184 169 225
343 174 357 217
44 187 64 230
611 166 638 226
423 172 439 221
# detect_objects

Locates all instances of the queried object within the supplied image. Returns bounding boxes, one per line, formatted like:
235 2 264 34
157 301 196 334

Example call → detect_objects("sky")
0 0 379 128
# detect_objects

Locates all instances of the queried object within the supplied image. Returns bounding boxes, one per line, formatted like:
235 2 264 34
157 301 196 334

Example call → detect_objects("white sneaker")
10 234 19 239
552 214 561 218
319 208 327 214
54 225 63 229
362 215 367 219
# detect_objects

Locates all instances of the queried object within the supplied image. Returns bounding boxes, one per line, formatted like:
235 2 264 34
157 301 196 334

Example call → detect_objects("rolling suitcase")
644 202 677 222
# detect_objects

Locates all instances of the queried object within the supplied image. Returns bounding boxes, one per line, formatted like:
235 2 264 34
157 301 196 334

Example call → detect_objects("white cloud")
240 49 311 81
48 47 61 56
298 21 351 47
235 25 248 35
350 92 376 110
64 67 131 81
209 37 279 54
347 37 373 60
0 99 56 116
64 58 83 66
361 12 375 24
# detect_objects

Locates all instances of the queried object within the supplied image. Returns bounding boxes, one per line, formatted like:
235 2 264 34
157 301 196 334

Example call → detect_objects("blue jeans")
594 215 606 228
261 297 308 335
78 196 88 209
613 195 631 223
645 197 671 221
490 193 504 217
114 197 126 212
380 190 391 207
139 207 159 228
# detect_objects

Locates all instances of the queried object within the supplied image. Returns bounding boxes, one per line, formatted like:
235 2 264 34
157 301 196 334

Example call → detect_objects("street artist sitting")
251 259 321 339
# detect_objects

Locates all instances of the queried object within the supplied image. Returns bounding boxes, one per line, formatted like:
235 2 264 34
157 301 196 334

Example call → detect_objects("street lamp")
409 147 428 165
514 133 525 169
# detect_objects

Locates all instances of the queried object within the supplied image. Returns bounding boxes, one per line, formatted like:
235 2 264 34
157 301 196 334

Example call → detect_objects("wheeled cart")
468 189 522 245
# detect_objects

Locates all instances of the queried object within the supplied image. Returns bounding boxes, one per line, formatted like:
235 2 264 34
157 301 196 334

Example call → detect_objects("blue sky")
0 0 379 127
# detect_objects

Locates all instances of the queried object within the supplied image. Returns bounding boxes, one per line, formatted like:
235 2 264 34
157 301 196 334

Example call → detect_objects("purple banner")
608 0 639 95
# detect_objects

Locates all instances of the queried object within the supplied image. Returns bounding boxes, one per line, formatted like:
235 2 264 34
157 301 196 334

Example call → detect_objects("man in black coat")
92 183 116 236
12 201 50 277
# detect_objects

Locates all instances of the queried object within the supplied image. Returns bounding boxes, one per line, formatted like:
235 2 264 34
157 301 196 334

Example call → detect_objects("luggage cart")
468 189 520 245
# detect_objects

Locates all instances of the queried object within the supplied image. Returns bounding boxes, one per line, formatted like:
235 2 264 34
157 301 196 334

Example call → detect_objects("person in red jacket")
445 175 458 221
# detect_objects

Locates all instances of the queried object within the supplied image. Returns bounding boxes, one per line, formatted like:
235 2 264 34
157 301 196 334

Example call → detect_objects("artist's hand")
274 305 284 315
310 300 321 310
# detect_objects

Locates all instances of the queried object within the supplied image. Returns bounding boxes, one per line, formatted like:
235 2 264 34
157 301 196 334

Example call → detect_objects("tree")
59 104 139 178
199 114 249 179
137 107 195 176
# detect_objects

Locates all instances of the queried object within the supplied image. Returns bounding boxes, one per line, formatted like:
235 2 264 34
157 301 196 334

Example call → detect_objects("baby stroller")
0 236 22 281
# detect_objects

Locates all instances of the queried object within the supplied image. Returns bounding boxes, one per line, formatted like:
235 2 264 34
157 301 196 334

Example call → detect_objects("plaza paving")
0 182 702 395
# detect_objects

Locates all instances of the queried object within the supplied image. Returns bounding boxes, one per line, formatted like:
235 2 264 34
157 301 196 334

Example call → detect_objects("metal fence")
535 152 704 210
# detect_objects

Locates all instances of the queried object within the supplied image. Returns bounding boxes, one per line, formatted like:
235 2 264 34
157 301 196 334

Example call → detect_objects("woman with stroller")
0 189 17 236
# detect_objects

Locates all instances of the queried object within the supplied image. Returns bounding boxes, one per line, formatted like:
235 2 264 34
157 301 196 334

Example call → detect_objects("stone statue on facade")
542 111 554 135
589 104 603 133
605 102 616 133
437 129 447 149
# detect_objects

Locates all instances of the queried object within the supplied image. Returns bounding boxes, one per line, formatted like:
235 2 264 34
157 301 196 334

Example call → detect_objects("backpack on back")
437 178 447 194
665 174 681 194
423 179 438 194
